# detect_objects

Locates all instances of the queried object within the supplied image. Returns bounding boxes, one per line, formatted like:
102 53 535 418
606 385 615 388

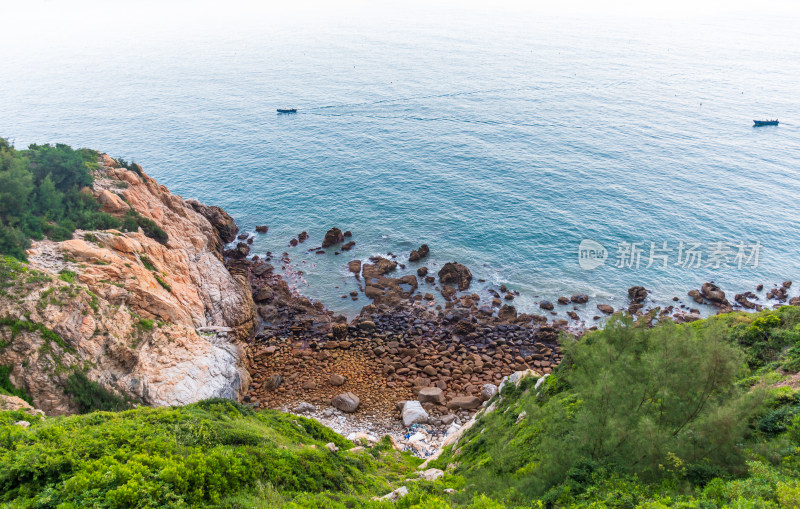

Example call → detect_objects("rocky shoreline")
221 226 799 454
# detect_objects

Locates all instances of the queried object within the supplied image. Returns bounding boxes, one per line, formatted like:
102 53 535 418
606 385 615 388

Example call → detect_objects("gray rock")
480 383 498 401
332 392 360 413
380 486 409 501
295 402 316 414
401 400 429 427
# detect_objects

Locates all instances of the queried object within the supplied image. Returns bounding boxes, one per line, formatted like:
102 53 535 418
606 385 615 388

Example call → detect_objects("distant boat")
277 108 297 114
753 119 779 126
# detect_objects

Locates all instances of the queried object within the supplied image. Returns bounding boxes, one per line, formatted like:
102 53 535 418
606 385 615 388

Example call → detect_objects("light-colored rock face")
0 155 255 415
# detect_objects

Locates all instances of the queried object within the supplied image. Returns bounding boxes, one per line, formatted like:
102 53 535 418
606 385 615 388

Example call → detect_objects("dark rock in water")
539 300 554 311
700 282 729 306
688 289 703 304
348 260 361 275
784 281 793 288
557 296 570 305
343 230 352 237
246 237 253 244
498 304 517 322
567 311 579 321
438 262 473 291
316 250 325 254
756 284 764 291
790 296 800 306
596 304 614 314
499 284 508 293
332 392 360 413
628 286 648 303
342 241 355 251
322 228 345 248
255 225 268 233
425 276 435 284
298 231 309 243
628 303 643 315
417 266 428 277
187 199 239 244
734 293 756 309
289 238 298 247
409 244 430 262
767 286 788 302
237 233 249 240
362 257 397 279
571 293 589 304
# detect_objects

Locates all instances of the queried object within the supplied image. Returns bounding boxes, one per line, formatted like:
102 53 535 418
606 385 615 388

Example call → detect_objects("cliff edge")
0 155 256 414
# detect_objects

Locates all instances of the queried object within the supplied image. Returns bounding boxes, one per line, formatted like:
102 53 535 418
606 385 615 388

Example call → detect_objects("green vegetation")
0 317 71 349
3 304 800 508
428 307 800 508
154 273 172 292
0 399 422 508
0 365 30 403
0 138 168 260
64 371 132 414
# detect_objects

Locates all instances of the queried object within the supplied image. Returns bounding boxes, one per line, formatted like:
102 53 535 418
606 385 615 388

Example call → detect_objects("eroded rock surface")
0 156 255 414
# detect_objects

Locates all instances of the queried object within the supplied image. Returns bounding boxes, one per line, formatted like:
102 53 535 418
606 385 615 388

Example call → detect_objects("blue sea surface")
2 5 800 318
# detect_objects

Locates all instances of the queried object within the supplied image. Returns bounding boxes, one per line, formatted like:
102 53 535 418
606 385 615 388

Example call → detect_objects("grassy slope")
3 308 800 508
430 306 800 508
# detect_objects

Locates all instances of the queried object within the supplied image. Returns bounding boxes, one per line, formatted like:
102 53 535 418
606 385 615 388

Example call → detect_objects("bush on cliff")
0 138 168 259
433 308 800 507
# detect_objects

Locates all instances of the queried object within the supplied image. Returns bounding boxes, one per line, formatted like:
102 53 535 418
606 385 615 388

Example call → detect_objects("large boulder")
447 396 481 410
628 286 648 303
332 392 360 413
438 262 473 291
701 282 729 306
417 387 444 405
401 400 429 426
322 228 345 248
409 244 430 262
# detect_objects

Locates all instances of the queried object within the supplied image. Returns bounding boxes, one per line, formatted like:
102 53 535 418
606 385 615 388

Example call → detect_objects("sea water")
2 3 799 318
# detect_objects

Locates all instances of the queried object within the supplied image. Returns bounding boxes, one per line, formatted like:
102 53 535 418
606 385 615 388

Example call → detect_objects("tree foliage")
0 138 168 259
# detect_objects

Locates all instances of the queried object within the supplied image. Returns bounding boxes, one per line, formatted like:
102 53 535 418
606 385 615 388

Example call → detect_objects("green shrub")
63 370 132 413
0 365 31 403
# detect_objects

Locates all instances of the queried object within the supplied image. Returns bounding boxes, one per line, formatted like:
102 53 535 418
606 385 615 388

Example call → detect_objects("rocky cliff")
0 155 256 415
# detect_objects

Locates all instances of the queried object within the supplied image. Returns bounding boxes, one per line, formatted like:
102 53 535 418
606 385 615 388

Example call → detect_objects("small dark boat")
753 119 779 126
277 108 297 114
